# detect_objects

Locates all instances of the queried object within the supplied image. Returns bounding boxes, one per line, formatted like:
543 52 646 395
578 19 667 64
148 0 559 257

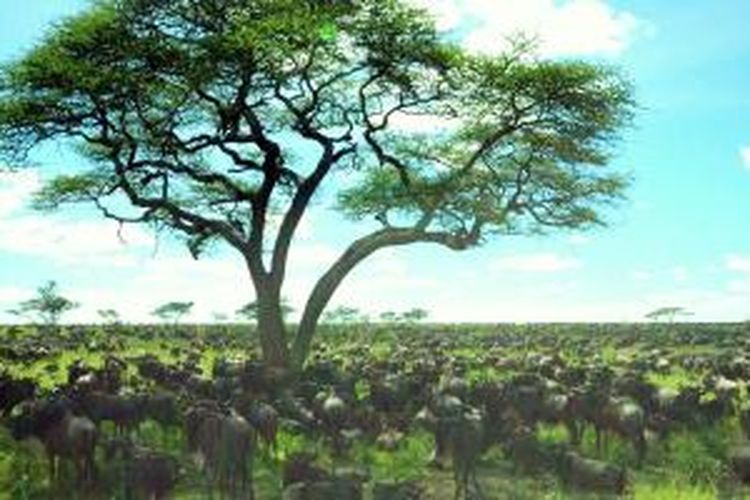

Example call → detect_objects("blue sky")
1 0 750 323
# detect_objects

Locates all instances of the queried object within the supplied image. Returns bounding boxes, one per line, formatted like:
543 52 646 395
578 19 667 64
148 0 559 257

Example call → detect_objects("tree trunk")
291 267 345 370
255 286 290 369
289 227 478 370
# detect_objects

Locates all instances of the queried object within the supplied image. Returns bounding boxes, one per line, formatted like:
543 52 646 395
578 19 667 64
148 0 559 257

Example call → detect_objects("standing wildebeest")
9 398 97 487
570 388 647 464
75 390 146 435
446 406 486 500
185 404 256 498
105 438 178 500
559 450 628 495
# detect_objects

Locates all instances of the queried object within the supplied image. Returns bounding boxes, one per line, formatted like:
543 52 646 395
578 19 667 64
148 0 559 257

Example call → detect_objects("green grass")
2 322 750 498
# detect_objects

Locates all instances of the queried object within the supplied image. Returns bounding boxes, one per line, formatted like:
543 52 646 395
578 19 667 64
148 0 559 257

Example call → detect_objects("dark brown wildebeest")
185 404 256 498
0 373 36 416
559 450 628 495
9 398 97 487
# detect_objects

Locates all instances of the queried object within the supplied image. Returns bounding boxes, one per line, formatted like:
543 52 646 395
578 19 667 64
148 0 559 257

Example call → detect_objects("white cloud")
0 215 153 266
288 242 338 268
0 170 154 266
491 252 581 273
412 0 645 57
631 270 652 281
408 0 462 32
373 111 462 134
0 170 40 217
567 235 591 246
726 254 750 273
727 279 750 296
740 147 750 169
66 254 252 323
285 247 441 317
671 266 688 282
0 286 28 305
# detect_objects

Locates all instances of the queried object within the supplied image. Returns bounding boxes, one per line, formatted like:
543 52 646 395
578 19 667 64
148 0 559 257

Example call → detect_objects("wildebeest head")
8 398 68 441
8 402 37 440
0 377 37 415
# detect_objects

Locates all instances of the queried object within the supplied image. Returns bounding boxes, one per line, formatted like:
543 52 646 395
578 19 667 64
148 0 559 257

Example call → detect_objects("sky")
1 0 750 324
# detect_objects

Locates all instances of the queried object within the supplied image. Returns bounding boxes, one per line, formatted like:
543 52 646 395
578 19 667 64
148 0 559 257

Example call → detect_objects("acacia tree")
322 305 368 324
402 308 429 323
97 308 122 325
8 281 78 326
152 301 194 324
0 0 634 369
645 306 693 323
236 298 293 323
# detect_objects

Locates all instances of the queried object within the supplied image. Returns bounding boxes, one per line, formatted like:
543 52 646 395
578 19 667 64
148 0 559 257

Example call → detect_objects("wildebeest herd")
2 322 750 498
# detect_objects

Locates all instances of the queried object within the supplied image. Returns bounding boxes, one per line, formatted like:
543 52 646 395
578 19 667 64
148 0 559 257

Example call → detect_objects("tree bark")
256 285 290 368
246 252 290 368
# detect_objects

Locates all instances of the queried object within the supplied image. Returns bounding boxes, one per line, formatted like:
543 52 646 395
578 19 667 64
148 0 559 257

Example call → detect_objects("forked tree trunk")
265 228 474 371
290 269 343 370
255 285 290 368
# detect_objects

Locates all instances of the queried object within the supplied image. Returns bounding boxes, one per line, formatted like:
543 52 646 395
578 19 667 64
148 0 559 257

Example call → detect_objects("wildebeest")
446 406 486 500
414 392 464 469
570 389 647 464
0 373 36 416
729 445 750 483
75 390 146 435
559 450 628 495
185 404 256 498
9 398 97 486
243 401 279 454
105 438 178 500
282 452 329 487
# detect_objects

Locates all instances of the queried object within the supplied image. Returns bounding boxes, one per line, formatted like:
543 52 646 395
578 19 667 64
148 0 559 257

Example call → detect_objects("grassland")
1 322 750 499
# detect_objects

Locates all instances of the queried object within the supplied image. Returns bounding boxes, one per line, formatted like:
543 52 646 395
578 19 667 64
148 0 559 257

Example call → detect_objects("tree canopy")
645 306 693 323
236 298 293 322
8 281 78 326
0 0 635 368
151 301 194 324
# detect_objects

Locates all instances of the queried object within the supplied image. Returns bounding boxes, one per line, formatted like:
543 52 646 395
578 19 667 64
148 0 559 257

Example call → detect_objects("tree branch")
290 223 481 367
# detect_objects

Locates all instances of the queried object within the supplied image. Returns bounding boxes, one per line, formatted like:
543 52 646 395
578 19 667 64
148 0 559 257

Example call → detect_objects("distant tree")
237 298 293 323
97 308 121 325
402 307 429 323
322 305 367 324
1 0 634 369
645 306 693 323
379 311 399 323
212 312 229 323
235 302 259 323
8 280 78 326
152 301 194 324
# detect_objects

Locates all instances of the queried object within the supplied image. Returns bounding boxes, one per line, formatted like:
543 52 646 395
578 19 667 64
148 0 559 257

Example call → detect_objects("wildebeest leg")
635 432 647 466
566 419 580 445
453 465 463 500
595 425 602 452
247 452 255 500
47 452 56 485
85 451 96 485
74 457 83 488
431 425 447 469
203 472 214 500
603 429 610 452
471 467 485 500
